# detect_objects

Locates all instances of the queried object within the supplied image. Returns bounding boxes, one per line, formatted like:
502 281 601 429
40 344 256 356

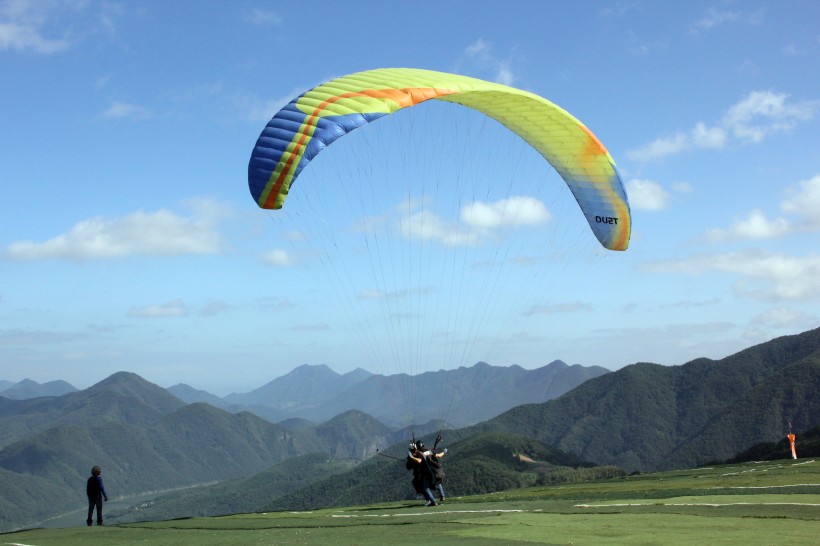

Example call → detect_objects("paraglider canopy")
248 68 631 251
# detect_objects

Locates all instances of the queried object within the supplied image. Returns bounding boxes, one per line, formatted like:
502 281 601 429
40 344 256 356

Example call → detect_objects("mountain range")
175 360 609 427
475 326 820 471
1 326 818 532
0 360 603 450
3 360 608 430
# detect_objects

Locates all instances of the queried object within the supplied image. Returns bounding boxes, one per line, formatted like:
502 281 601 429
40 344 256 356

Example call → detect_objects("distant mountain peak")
0 378 78 400
226 363 366 408
342 368 373 380
287 364 338 377
95 371 147 385
85 372 185 413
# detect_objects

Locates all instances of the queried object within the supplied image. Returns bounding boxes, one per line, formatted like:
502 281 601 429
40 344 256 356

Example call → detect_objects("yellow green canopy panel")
248 68 631 251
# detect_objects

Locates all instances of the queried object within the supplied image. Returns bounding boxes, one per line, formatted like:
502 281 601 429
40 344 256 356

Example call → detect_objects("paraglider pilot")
407 440 447 506
407 442 437 506
421 440 447 501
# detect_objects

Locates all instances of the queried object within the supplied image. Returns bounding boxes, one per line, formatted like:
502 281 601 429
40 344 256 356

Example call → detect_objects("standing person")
406 443 437 506
86 465 108 526
422 444 448 501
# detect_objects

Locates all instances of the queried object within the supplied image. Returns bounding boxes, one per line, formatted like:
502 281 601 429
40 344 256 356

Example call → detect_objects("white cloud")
397 196 550 247
0 0 72 53
702 173 820 242
722 91 816 142
357 288 411 301
461 196 551 228
749 307 815 330
102 101 151 120
705 209 790 242
494 61 514 87
465 38 489 57
781 174 820 228
658 298 720 310
358 289 386 300
628 91 818 162
262 249 295 267
463 38 517 86
690 122 726 149
0 19 68 52
743 307 818 342
5 200 226 261
628 134 690 161
400 209 479 247
238 90 298 123
625 179 670 210
246 7 281 26
128 299 187 318
691 7 763 33
645 250 820 301
692 7 742 31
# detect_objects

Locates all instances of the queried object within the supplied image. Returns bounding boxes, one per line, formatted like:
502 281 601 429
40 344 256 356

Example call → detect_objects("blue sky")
1 0 818 395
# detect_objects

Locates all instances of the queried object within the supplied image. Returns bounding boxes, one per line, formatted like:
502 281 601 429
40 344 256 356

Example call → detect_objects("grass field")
3 459 817 545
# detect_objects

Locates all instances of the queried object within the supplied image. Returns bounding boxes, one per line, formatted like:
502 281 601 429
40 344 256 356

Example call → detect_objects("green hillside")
481 327 820 471
103 431 608 523
260 432 613 512
3 458 817 545
107 453 357 523
724 425 820 463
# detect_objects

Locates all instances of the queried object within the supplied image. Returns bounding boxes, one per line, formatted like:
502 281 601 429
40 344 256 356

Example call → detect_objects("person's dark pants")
87 494 103 525
420 477 436 503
